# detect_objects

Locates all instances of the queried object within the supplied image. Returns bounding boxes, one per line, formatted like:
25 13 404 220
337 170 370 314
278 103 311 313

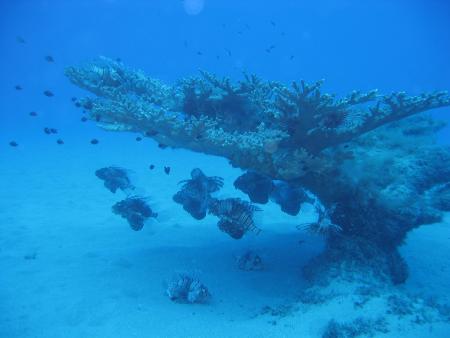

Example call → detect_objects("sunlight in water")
183 0 205 15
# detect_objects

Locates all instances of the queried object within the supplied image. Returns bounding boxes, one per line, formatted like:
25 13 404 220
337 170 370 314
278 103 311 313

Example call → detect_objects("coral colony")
68 56 450 287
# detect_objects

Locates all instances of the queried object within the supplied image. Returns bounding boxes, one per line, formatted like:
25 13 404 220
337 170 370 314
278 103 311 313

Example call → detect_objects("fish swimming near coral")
95 166 134 193
112 196 157 231
234 171 274 204
179 168 224 194
209 198 261 239
270 181 313 216
65 57 450 286
234 171 312 215
297 203 342 236
173 168 223 220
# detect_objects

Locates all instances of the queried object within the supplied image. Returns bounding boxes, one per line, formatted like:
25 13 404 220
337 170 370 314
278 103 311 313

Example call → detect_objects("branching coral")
66 57 450 286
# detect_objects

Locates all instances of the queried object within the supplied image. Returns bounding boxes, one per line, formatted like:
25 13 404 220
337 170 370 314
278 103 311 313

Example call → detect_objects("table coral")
66 57 450 285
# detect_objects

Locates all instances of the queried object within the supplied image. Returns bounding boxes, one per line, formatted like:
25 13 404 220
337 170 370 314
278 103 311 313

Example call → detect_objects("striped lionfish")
173 168 224 220
209 198 261 239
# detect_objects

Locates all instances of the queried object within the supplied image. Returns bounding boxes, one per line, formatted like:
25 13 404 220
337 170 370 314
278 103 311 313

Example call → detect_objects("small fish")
83 100 93 110
164 166 171 175
50 128 58 134
158 143 167 149
265 45 276 53
9 141 18 147
75 102 81 108
289 55 295 61
81 117 88 122
16 36 26 44
71 97 77 102
29 111 38 117
116 58 122 63
225 48 232 57
90 138 99 145
136 136 142 142
45 55 54 63
24 252 37 260
44 127 51 135
15 85 22 90
196 51 203 56
149 164 155 170
43 90 54 97
56 139 64 145
270 20 276 27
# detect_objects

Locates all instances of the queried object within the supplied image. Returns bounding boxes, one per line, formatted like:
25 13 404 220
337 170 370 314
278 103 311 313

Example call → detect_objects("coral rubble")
67 57 450 285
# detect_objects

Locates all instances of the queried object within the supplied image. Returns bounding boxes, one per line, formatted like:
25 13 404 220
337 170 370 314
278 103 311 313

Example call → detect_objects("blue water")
1 1 450 337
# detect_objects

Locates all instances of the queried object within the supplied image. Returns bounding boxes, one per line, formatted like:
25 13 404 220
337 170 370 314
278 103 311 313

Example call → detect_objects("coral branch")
66 57 450 285
65 57 449 181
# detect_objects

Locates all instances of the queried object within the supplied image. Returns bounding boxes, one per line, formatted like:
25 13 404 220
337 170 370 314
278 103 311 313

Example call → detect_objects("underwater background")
1 0 450 337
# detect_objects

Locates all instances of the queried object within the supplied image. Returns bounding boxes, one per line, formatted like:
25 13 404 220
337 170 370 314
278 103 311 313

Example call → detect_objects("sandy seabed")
1 136 449 338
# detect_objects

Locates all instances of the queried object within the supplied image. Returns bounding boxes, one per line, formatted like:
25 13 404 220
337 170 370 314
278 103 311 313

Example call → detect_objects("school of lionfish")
95 165 337 303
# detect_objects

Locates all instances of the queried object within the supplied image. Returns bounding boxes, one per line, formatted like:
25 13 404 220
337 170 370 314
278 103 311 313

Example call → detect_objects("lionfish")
166 273 210 304
112 196 157 231
297 203 342 235
95 166 134 193
209 198 261 239
173 168 223 220
178 168 224 193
